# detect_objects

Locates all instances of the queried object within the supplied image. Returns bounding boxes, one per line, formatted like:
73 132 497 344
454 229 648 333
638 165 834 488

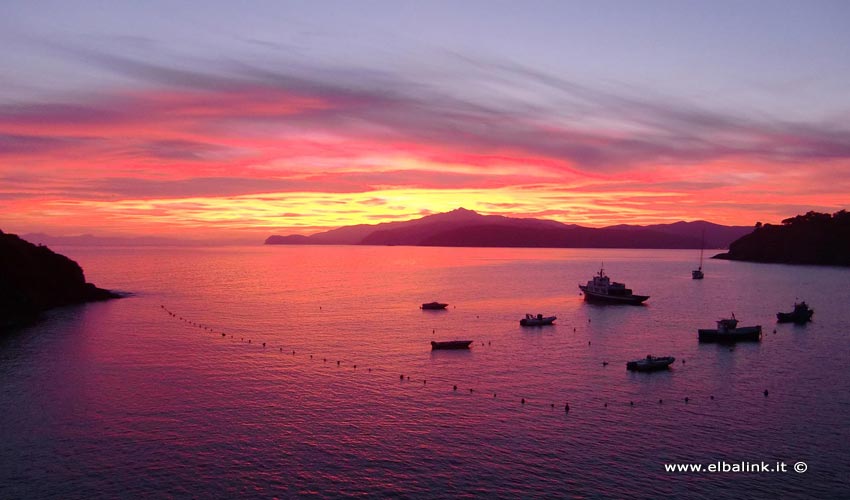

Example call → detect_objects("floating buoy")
493 393 496 398
248 340 251 344
521 398 525 404
710 395 714 400
221 333 225 337
353 365 356 369
488 341 491 346
604 403 608 407
262 342 265 347
453 385 457 391
630 401 634 406
659 399 663 404
310 355 312 359
337 361 340 366
602 361 608 366
368 368 371 372
682 359 686 364
764 389 769 397
280 348 282 352
551 403 555 409
588 341 591 345
292 350 295 355
564 403 570 413
470 388 474 393
685 397 690 403
423 380 426 385
400 374 404 380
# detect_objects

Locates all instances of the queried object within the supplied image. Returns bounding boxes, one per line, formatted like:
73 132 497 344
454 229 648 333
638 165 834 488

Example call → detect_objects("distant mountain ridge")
266 208 752 249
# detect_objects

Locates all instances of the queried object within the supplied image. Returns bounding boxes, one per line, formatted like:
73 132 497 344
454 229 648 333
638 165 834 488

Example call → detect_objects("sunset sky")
2 0 849 240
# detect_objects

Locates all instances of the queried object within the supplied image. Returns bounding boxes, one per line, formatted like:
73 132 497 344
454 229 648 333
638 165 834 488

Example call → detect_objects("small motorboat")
421 302 448 310
431 340 473 350
698 314 762 342
520 313 556 326
626 355 675 372
777 301 814 324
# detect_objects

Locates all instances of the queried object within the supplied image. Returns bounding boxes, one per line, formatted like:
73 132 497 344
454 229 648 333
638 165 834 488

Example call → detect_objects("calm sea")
1 246 848 498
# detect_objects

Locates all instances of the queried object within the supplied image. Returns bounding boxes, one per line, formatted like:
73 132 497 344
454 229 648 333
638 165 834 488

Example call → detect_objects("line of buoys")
159 304 736 415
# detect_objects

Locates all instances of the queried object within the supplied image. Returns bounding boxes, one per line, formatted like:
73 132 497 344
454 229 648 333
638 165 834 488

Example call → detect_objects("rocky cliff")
1 229 121 328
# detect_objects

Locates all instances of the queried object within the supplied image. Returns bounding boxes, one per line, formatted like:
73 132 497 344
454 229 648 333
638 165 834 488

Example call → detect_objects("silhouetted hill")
714 210 850 266
1 230 121 329
266 208 751 249
606 221 751 249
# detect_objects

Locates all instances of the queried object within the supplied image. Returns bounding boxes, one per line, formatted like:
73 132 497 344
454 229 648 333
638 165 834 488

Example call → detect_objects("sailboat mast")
698 230 704 270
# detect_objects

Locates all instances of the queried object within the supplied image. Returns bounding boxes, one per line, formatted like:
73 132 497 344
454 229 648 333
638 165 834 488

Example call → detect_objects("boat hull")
431 340 472 350
579 287 649 305
698 326 762 342
626 357 675 372
421 302 448 310
776 311 813 324
520 316 556 326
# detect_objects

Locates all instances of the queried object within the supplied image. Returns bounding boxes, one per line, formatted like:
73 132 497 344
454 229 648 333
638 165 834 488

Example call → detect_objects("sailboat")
692 230 705 279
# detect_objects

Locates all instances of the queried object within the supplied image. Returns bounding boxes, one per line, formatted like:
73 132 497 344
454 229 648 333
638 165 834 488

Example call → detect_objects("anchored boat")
698 315 762 342
431 340 473 350
777 301 814 324
579 266 649 305
692 230 705 279
520 313 556 326
421 302 448 310
626 355 675 372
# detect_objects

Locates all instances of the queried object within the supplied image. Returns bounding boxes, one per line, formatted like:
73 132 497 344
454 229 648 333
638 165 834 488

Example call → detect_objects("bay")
1 246 848 498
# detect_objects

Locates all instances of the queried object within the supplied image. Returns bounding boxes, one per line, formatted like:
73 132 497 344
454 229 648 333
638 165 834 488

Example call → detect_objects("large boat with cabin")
579 266 649 305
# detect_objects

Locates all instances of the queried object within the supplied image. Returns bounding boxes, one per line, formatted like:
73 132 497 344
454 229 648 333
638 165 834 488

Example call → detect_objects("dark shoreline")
1 229 124 332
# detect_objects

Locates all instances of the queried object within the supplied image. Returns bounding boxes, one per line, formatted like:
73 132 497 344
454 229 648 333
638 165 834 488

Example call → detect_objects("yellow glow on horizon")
5 185 720 239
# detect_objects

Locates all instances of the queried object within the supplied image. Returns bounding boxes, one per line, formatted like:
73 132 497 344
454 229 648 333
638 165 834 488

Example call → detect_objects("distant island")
266 208 751 249
714 210 850 266
1 229 121 330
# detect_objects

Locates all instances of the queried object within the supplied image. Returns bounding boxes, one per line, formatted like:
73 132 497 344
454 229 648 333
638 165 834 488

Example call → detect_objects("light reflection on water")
1 245 848 498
